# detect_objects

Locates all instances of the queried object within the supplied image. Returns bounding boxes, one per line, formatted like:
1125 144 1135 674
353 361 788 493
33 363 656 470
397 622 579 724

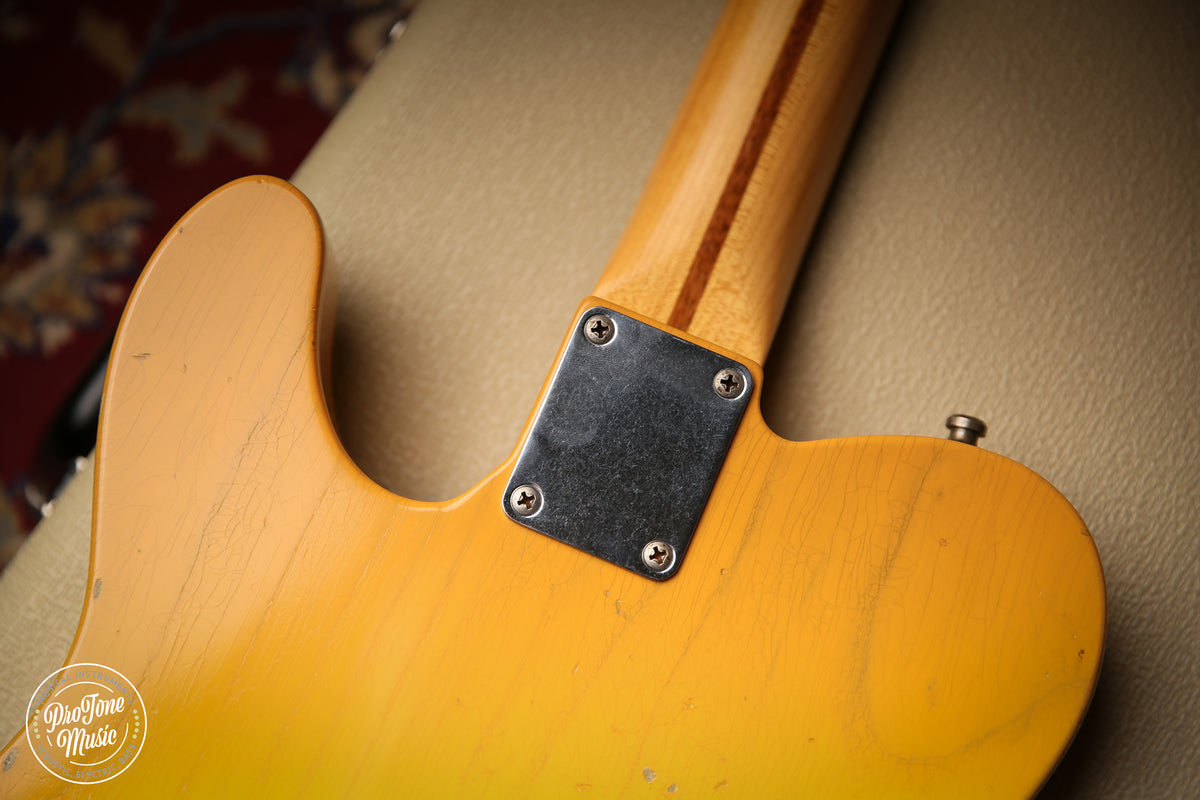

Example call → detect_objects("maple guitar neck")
595 0 901 363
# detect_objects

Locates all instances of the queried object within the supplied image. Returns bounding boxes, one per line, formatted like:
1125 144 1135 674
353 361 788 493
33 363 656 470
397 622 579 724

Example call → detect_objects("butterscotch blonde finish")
0 177 1103 796
2 0 1105 793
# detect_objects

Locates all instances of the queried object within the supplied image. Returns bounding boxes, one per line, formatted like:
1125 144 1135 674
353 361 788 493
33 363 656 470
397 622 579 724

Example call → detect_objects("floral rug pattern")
0 0 409 563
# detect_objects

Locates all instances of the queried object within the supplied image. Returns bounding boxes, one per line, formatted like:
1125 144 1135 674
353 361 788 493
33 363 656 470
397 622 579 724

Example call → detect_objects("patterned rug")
0 0 410 565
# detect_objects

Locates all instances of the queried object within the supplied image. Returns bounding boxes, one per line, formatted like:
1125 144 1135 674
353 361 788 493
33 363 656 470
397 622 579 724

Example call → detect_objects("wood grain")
593 0 902 362
0 177 1103 797
666 0 824 332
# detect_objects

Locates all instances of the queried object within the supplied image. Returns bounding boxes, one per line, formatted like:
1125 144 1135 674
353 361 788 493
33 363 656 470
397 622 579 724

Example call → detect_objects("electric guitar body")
1 0 1104 797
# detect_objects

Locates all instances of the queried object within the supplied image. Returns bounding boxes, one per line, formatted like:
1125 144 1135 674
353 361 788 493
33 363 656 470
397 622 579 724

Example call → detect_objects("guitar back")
1 0 1104 794
0 176 1103 797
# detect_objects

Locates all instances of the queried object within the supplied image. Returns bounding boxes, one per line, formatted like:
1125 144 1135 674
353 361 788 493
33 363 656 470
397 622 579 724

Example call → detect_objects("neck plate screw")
509 484 543 516
713 368 744 399
583 314 615 345
641 540 676 572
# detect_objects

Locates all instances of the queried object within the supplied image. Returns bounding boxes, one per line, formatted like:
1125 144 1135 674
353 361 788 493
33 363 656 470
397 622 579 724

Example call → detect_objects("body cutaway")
0 177 1104 797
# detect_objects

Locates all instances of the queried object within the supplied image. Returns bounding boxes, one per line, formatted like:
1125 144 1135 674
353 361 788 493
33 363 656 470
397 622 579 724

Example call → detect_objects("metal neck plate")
503 307 752 580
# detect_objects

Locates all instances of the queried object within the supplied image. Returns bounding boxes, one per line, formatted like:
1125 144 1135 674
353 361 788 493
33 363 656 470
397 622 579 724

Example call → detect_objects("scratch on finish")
92 578 102 598
133 352 151 359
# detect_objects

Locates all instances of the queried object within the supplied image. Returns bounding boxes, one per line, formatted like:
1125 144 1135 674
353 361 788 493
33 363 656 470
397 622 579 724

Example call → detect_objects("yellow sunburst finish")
1 0 1105 796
